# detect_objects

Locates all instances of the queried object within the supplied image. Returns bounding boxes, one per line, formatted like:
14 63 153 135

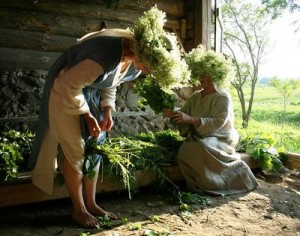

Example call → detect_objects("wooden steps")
0 152 270 208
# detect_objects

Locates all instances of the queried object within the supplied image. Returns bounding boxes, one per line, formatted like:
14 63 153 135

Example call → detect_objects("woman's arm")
55 58 104 136
100 106 113 131
55 58 104 115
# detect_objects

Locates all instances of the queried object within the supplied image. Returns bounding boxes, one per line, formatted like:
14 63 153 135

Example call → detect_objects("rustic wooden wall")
0 0 212 133
0 0 193 71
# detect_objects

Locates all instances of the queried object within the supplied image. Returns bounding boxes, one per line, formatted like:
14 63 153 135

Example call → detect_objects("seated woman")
163 46 259 196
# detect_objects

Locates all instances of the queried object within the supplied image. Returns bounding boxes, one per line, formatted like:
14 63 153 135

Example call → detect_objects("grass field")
230 84 300 153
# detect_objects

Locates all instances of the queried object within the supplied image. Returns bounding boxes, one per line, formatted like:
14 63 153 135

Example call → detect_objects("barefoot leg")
83 161 117 220
62 154 101 228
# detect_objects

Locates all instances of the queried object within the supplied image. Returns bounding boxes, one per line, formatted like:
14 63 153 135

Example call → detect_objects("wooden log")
286 152 300 171
0 29 76 52
0 111 155 123
239 152 260 169
0 153 260 207
0 8 99 37
0 47 61 71
0 0 180 32
0 0 185 18
0 166 183 207
97 0 185 18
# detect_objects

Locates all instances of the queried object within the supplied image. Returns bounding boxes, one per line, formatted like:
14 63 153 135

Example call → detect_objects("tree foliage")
261 0 300 33
261 0 300 19
269 78 300 121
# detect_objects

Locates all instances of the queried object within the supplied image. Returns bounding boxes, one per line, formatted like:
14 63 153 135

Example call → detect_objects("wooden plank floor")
0 153 260 207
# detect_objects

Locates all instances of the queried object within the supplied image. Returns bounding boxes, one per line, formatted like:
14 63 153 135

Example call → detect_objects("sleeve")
100 86 117 111
55 58 103 115
176 94 195 137
195 95 230 136
99 61 141 111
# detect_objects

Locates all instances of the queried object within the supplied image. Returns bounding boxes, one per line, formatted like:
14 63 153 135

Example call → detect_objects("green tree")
222 0 272 128
262 0 300 33
261 0 300 19
269 77 300 122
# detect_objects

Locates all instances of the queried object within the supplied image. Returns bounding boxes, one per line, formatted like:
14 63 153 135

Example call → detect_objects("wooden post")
194 0 211 50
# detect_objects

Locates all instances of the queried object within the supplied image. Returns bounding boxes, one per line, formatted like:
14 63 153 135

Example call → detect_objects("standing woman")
28 7 190 228
28 29 145 228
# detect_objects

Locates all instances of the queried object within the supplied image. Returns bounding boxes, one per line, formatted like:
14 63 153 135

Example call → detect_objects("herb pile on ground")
85 129 184 198
236 134 287 172
0 129 34 181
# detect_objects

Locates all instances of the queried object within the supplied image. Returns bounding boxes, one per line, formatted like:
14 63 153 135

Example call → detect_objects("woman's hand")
84 112 101 137
164 109 201 127
100 106 114 131
163 108 177 118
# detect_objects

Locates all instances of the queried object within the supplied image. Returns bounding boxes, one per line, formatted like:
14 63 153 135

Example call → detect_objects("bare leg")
62 155 101 228
83 161 117 220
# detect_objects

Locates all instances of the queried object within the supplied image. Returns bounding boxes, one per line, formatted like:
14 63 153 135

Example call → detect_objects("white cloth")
32 59 121 194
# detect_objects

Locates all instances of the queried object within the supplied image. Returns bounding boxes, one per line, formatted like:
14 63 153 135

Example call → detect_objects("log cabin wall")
0 0 212 135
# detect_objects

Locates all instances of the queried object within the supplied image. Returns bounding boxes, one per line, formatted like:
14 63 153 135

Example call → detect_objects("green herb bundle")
133 76 177 114
84 129 184 197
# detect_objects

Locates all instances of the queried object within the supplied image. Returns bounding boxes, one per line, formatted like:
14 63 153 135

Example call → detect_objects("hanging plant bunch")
132 6 191 113
132 6 191 93
133 75 177 114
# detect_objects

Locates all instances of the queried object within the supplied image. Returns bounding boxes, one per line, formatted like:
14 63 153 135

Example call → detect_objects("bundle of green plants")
133 76 177 114
132 6 191 93
84 129 184 198
0 128 34 181
236 134 287 172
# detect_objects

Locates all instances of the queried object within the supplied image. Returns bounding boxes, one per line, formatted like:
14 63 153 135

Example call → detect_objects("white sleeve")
100 86 117 111
54 59 103 115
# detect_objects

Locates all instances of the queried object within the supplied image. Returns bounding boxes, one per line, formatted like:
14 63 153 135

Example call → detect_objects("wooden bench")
0 152 261 207
1 152 298 208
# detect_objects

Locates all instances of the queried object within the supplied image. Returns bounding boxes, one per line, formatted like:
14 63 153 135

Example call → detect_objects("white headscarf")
77 28 134 44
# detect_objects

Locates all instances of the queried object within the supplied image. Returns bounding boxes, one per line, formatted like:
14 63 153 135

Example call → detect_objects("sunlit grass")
230 84 300 153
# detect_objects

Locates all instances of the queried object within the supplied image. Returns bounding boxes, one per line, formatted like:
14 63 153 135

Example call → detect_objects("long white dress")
31 35 141 195
176 90 259 195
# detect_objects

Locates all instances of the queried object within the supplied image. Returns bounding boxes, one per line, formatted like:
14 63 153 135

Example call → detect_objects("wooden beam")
0 166 183 207
0 0 181 35
194 0 211 50
0 111 156 123
0 29 76 52
0 0 185 19
239 152 260 169
0 8 107 37
0 48 61 71
0 153 260 207
286 152 300 171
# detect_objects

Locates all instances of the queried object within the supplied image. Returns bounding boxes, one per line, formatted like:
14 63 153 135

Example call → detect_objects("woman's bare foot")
86 204 117 220
72 209 102 228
